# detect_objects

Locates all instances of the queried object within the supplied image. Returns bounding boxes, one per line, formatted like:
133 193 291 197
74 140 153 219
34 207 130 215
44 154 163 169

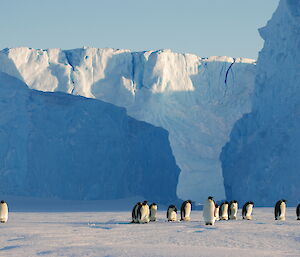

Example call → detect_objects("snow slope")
221 0 300 206
0 205 299 256
0 72 180 202
0 48 256 202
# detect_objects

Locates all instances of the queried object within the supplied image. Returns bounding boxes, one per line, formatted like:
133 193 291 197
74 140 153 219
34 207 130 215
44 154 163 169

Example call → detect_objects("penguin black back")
132 202 142 222
296 204 300 220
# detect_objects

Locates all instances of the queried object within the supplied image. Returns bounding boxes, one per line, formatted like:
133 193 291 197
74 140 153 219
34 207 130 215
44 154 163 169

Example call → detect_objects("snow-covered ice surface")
0 204 299 257
0 48 256 202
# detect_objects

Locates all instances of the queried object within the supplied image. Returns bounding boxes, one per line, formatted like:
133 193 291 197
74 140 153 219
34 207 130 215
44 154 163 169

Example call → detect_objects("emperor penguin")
167 205 177 222
0 200 8 223
229 200 238 220
203 196 216 225
137 201 150 223
242 201 254 220
214 203 220 221
275 199 286 221
149 203 158 222
296 204 300 220
132 202 142 223
219 201 229 220
180 200 192 221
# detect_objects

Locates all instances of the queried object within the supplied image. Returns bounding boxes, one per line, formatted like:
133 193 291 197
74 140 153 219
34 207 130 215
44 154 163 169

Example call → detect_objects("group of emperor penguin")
0 198 299 225
131 200 192 223
166 200 192 222
131 198 300 225
131 201 158 223
203 197 300 225
203 197 254 225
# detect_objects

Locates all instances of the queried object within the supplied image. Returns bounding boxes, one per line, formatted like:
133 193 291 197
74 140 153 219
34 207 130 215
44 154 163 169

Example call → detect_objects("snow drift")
0 72 180 202
0 48 256 202
221 0 300 206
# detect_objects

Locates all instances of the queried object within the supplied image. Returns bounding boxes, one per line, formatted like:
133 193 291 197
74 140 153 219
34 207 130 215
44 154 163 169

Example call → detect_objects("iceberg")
221 0 300 206
0 72 180 202
0 47 256 202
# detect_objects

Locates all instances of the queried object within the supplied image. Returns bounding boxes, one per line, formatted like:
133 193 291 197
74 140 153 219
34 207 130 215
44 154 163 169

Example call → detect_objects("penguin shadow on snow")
37 250 54 256
194 225 218 233
88 219 131 229
7 236 26 242
0 245 21 251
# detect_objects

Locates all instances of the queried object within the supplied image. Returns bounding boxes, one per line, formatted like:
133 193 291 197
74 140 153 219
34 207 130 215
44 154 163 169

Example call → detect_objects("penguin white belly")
138 205 150 223
278 203 286 221
203 201 216 225
245 205 253 220
0 203 8 223
168 210 177 221
221 205 228 220
214 207 220 221
150 207 157 222
182 203 191 221
229 203 238 220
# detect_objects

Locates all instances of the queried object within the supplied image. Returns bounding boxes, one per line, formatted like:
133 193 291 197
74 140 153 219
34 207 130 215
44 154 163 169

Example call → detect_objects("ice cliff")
221 0 300 206
0 72 180 202
0 47 256 202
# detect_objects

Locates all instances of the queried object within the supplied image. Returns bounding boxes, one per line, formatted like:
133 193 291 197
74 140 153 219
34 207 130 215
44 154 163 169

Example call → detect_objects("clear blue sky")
0 0 279 59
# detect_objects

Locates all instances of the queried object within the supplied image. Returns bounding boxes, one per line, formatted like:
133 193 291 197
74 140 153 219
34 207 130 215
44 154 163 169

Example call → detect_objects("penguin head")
224 201 229 204
151 203 157 206
282 199 286 203
168 205 177 212
142 201 148 206
249 201 254 206
208 196 214 200
0 200 5 204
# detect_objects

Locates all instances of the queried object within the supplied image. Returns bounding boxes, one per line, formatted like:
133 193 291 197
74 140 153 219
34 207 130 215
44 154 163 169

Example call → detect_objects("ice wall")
0 47 256 202
0 72 180 202
221 0 300 206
